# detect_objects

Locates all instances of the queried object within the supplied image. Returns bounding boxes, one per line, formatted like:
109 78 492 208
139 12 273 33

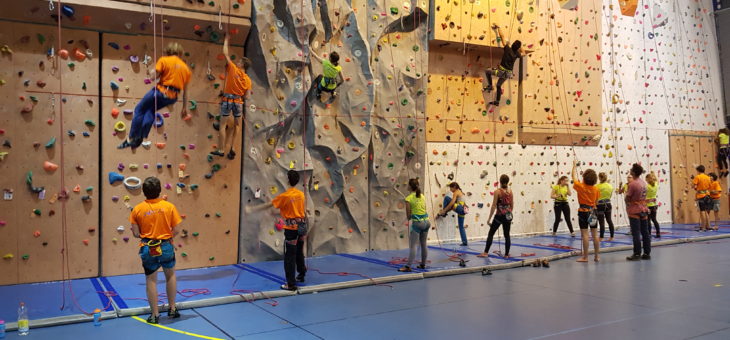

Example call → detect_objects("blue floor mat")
0 278 111 322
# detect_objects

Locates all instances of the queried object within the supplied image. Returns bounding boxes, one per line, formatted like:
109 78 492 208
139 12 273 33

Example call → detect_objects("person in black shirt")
484 24 531 106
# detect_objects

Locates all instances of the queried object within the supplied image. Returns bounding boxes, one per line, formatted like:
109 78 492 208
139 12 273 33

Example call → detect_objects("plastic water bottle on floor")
17 302 29 336
0 319 6 338
93 309 101 326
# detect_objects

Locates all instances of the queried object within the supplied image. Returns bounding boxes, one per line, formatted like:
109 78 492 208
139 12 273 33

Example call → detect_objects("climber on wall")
310 51 344 103
119 42 191 149
211 34 251 160
483 24 532 107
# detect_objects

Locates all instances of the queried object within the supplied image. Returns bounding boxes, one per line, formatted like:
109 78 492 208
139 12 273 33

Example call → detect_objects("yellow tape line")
131 316 225 340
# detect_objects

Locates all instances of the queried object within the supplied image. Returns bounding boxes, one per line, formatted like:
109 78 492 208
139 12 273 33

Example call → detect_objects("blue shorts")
139 240 175 275
220 101 243 118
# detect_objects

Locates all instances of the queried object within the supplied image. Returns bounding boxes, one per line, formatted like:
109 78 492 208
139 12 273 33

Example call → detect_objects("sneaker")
280 284 297 291
416 264 426 269
626 255 641 261
460 243 468 246
117 140 131 149
146 314 159 324
641 254 651 260
210 150 225 157
398 266 412 272
296 274 305 283
168 307 180 318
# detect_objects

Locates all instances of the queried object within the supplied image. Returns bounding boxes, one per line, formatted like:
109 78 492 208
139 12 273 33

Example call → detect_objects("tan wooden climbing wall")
0 22 100 285
669 131 730 224
99 33 242 276
428 0 602 145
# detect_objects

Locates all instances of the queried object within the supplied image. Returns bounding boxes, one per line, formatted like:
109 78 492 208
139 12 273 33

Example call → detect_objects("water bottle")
0 319 6 339
93 309 101 326
17 302 29 336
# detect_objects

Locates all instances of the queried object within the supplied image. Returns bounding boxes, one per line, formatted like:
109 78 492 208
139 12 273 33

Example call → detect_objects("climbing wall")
669 131 730 224
428 0 603 146
100 34 242 276
239 0 428 261
0 22 100 285
425 0 724 244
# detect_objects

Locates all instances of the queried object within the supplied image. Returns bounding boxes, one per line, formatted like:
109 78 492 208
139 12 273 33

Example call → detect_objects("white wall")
425 0 725 243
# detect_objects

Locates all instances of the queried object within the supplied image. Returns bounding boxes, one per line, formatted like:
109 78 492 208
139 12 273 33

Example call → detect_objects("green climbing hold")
399 139 405 147
29 96 38 103
37 34 45 44
207 154 214 162
45 137 56 148
86 186 93 192
482 110 488 116
401 99 408 106
67 62 75 68
207 134 213 139
215 212 222 217
179 145 186 150
233 3 239 9
82 82 86 90
189 100 197 110
492 161 497 167
22 254 29 260
181 252 188 257
209 256 215 261
387 163 394 169
211 164 222 171
33 209 41 216
193 232 199 236
208 1 215 6
406 151 415 158
190 184 199 190
505 99 511 105
213 83 220 89
412 45 419 52
84 119 96 127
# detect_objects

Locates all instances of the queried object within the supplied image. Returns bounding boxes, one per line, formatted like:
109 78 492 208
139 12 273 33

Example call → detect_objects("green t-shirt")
720 132 729 146
552 184 568 202
321 59 342 90
646 183 658 207
596 182 613 201
405 192 427 217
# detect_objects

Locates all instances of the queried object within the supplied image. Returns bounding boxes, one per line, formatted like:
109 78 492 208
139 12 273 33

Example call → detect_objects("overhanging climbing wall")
428 0 602 145
100 34 242 276
0 22 100 285
239 0 428 261
669 131 730 224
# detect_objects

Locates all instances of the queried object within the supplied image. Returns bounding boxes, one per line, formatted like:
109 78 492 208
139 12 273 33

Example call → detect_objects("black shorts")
578 211 596 229
698 196 713 212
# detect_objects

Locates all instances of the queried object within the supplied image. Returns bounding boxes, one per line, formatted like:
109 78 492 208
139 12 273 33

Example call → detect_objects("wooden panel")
0 22 100 284
100 33 241 276
670 131 730 224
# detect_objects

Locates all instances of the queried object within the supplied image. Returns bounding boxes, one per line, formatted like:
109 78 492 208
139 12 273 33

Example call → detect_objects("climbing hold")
108 172 125 184
111 108 120 118
58 49 69 59
43 161 59 172
108 42 119 50
84 119 96 127
110 81 119 90
123 176 142 190
74 49 86 61
188 100 197 110
2 254 13 260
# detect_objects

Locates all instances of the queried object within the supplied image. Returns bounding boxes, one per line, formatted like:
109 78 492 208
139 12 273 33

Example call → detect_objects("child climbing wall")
0 22 100 285
239 0 428 261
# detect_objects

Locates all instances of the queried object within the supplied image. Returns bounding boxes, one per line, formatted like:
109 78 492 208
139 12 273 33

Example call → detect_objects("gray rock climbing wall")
240 0 428 262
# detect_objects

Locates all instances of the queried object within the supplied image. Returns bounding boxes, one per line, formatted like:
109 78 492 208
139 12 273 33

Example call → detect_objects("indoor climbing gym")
2 0 730 339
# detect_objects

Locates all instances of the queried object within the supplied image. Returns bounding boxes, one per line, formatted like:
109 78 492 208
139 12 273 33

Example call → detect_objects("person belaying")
572 160 601 263
211 35 251 160
625 164 651 261
119 42 191 149
478 174 513 259
438 182 468 246
483 24 531 107
596 172 615 241
709 172 722 231
129 177 183 324
645 172 661 237
716 128 729 177
310 51 343 102
551 176 575 237
269 170 308 291
398 178 430 272
692 165 713 232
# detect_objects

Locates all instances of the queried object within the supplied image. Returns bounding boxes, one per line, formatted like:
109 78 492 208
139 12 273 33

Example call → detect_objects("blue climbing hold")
110 81 119 90
108 172 125 185
108 42 120 50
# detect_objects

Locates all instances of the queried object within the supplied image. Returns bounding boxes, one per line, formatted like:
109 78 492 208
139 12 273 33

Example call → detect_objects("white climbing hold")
116 225 125 232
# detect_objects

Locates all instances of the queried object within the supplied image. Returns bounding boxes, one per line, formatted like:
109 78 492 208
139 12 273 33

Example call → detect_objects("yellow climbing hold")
287 141 296 150
270 186 278 195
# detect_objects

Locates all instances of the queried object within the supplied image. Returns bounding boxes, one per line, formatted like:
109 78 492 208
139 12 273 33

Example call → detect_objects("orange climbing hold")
43 161 59 172
58 49 69 59
111 108 120 118
74 49 86 61
447 128 457 134
156 142 166 149
217 53 226 61
33 230 41 238
73 185 81 192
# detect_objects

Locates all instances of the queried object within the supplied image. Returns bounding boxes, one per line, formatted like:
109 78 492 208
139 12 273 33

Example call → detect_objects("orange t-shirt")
129 198 182 240
692 173 711 199
223 61 251 104
272 187 306 230
710 181 722 199
155 56 192 99
573 181 600 211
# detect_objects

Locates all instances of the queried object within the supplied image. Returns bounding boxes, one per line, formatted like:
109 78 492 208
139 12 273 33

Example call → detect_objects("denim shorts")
139 240 175 275
713 199 721 212
220 101 243 117
410 220 431 234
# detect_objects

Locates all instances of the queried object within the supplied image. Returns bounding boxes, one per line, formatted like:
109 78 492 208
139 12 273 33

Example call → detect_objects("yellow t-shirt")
155 56 192 99
552 184 568 202
596 182 613 201
646 183 659 207
405 193 427 217
129 198 182 240
719 132 729 146
320 59 342 90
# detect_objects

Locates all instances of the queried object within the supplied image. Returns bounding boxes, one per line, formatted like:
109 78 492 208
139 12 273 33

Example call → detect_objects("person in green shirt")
646 172 660 237
399 178 430 272
310 51 344 103
551 176 574 237
717 128 729 178
596 172 615 241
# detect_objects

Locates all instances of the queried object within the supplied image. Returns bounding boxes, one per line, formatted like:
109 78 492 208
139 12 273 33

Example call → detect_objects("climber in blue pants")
438 182 469 246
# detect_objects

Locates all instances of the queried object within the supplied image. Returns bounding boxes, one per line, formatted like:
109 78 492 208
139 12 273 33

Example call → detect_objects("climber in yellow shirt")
310 51 344 103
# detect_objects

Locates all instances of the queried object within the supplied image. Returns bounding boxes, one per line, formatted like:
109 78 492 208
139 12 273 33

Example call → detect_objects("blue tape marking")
235 264 286 285
89 278 115 312
337 253 428 272
427 245 522 262
98 277 128 309
551 234 633 245
505 241 573 252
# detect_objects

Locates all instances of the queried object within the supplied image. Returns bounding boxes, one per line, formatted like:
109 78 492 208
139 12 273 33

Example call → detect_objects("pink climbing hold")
290 100 297 107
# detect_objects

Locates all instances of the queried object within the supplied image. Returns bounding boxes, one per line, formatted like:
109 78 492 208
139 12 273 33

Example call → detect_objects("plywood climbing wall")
0 22 100 285
100 33 242 276
428 0 602 145
669 131 730 224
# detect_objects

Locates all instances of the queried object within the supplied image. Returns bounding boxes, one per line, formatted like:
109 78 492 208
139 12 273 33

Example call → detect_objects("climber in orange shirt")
119 42 191 149
211 34 251 160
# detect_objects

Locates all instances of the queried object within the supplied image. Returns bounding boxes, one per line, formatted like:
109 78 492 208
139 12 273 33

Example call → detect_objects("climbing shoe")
416 264 426 269
146 314 159 324
227 149 236 160
210 150 225 157
398 266 412 272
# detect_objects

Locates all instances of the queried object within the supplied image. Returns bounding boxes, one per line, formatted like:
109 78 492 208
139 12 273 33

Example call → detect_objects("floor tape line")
131 315 226 340
98 276 129 309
